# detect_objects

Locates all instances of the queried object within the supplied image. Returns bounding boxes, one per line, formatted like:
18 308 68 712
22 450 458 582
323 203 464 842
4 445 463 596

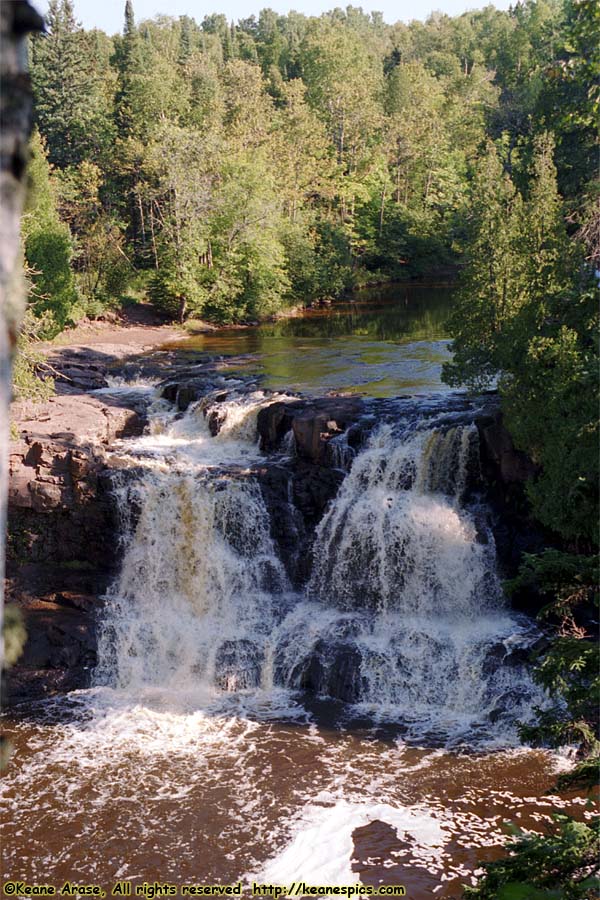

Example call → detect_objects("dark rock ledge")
5 380 146 705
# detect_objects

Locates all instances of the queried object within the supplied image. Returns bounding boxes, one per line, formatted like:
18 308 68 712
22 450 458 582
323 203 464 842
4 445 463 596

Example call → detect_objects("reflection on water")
173 285 454 397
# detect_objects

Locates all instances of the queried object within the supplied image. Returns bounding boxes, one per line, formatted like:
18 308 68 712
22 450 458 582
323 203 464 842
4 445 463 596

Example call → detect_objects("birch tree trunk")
0 1 43 670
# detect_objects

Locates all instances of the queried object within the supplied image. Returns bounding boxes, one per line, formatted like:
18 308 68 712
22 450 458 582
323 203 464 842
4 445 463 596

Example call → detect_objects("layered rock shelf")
6 364 147 703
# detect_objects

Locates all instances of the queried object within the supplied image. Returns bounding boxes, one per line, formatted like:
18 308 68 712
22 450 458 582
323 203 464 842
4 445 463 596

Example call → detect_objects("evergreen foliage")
463 816 600 899
439 7 599 895
27 0 597 331
465 547 600 899
443 135 598 543
31 0 114 167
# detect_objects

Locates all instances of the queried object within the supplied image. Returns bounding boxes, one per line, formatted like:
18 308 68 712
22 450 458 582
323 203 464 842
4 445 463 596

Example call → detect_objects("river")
1 286 589 899
168 284 453 397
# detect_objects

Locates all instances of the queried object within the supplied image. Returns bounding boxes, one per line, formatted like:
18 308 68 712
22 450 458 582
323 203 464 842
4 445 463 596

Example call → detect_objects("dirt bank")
38 302 185 358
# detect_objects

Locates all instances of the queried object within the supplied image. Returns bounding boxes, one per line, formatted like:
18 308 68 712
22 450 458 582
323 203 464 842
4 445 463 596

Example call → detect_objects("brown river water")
1 286 594 898
168 284 454 397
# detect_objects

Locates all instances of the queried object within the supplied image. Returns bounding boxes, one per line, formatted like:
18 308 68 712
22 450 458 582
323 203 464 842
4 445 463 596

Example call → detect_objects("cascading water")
94 387 544 744
95 387 294 700
96 474 288 693
276 420 539 739
3 379 576 898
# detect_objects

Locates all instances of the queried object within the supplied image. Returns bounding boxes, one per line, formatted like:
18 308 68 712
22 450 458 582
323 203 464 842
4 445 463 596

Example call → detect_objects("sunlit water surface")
170 285 454 397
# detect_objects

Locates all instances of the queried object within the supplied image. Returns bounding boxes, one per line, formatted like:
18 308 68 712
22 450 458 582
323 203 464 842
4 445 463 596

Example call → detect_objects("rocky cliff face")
5 378 146 704
256 397 364 584
474 406 549 594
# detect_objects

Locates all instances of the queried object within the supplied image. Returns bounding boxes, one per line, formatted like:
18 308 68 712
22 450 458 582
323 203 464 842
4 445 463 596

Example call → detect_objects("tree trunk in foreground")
0 1 43 673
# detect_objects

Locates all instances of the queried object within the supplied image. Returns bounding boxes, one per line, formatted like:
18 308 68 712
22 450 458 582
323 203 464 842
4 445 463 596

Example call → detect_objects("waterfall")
274 420 539 738
95 391 544 742
95 473 288 693
308 423 491 616
95 389 292 696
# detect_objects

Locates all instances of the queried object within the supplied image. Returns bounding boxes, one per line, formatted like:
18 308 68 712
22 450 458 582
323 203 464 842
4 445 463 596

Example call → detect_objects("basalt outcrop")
5 384 146 705
256 395 364 463
474 405 549 592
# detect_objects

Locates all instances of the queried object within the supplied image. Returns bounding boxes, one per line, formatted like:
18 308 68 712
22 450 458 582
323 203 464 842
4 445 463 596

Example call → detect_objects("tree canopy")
26 0 597 326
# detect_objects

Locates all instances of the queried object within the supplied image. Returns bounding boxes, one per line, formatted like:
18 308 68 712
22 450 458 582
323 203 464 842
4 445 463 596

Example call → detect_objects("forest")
5 0 600 895
23 0 600 662
24 0 597 329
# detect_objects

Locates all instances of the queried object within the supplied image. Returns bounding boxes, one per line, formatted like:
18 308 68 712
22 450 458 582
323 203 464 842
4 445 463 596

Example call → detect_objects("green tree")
22 131 78 334
444 135 598 541
272 79 338 220
145 124 215 319
443 140 526 388
24 0 599 334
300 19 383 181
201 152 291 322
463 816 600 899
114 0 143 139
31 0 113 168
466 547 600 900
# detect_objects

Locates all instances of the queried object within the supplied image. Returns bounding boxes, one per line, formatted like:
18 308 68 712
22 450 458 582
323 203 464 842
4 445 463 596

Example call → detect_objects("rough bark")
0 1 44 670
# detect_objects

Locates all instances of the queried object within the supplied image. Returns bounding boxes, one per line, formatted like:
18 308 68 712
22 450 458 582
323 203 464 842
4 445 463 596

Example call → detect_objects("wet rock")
488 686 531 724
291 462 345 524
326 643 364 702
50 362 109 391
481 642 508 677
160 382 179 404
214 639 264 691
257 464 307 584
158 362 254 412
476 408 538 485
480 638 540 680
256 400 304 451
474 405 550 591
257 396 364 464
258 461 345 585
176 381 209 412
205 391 233 435
3 597 98 705
5 387 146 705
159 374 218 410
287 640 364 703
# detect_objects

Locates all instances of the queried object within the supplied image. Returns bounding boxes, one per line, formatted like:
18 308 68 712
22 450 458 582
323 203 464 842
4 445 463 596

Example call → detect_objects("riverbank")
37 301 185 355
11 303 184 452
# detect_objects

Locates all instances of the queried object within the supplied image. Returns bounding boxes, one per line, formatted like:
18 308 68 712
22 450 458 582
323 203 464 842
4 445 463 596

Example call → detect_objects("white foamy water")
94 374 159 395
309 424 492 616
112 388 294 469
272 422 546 740
96 472 290 692
93 395 546 743
2 388 570 896
2 691 581 893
